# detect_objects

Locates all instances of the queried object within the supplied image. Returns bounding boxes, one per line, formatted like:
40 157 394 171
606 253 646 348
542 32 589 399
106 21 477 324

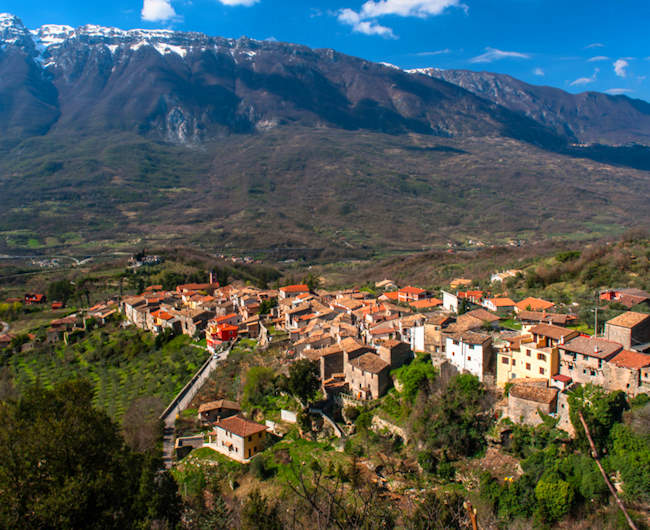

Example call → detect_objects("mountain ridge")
0 13 648 149
0 13 648 255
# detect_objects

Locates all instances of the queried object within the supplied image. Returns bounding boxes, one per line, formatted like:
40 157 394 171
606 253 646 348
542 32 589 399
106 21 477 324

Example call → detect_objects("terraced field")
7 328 206 421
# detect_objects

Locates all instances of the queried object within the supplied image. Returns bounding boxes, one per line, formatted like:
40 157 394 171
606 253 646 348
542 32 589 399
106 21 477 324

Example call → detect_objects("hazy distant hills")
0 13 648 255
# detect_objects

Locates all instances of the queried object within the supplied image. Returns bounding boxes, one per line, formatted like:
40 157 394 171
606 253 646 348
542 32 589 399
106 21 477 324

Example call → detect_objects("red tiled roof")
409 298 442 309
280 284 309 293
529 323 578 341
552 374 572 383
516 297 555 312
382 291 399 301
487 297 515 307
213 415 267 437
609 350 650 369
399 286 425 295
215 313 238 323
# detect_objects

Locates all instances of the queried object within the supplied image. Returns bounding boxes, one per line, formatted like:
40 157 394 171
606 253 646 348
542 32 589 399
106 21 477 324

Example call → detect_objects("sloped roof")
516 297 555 312
606 311 650 329
529 323 578 341
213 415 267 437
349 352 390 374
609 350 650 369
560 336 622 359
510 383 558 404
198 399 241 414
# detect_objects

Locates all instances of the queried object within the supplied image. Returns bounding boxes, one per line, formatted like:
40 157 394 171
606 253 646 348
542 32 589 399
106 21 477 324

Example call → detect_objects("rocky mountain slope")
412 68 650 146
0 14 648 255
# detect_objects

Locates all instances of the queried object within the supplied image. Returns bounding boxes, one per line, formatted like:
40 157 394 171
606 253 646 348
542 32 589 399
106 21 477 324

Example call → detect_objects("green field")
6 327 207 421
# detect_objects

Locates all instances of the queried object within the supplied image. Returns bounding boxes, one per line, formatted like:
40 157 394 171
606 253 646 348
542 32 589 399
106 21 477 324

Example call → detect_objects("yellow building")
206 415 268 463
497 324 579 386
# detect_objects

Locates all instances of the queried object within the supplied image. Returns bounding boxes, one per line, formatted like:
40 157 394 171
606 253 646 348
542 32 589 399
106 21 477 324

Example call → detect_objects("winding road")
0 321 9 335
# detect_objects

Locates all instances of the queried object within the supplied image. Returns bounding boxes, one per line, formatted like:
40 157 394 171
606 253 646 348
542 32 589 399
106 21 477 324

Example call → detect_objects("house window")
590 370 596 376
502 357 509 364
526 350 531 357
526 363 531 370
539 367 545 375
453 340 459 345
512 360 516 366
537 353 546 361
583 354 589 361
248 436 251 441
467 356 471 361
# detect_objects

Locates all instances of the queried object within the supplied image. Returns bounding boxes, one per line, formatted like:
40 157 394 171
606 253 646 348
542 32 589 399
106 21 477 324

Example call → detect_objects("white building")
444 331 493 382
442 291 459 313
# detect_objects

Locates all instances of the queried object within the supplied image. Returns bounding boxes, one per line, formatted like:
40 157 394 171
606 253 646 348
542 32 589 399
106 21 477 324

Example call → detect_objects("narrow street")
160 345 231 469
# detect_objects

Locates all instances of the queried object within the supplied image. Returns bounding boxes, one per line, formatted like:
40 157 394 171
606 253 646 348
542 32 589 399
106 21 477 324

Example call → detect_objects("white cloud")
569 68 599 86
613 58 628 77
218 0 260 5
414 48 451 56
337 8 395 37
587 56 609 62
141 0 176 21
469 47 530 63
585 42 604 49
338 0 464 38
533 67 544 76
605 88 633 95
359 0 465 18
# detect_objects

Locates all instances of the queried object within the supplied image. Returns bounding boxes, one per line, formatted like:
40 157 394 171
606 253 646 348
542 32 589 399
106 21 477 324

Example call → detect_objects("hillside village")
107 274 650 463
2 251 649 527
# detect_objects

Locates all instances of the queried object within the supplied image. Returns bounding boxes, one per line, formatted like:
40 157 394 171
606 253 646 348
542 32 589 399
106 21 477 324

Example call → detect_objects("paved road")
160 346 231 469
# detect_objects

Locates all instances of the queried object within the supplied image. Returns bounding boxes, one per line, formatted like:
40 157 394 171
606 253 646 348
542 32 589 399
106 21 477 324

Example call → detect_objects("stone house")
607 350 650 396
377 339 413 369
604 311 650 351
558 336 623 387
206 415 268 463
198 399 241 423
506 380 559 426
344 352 391 400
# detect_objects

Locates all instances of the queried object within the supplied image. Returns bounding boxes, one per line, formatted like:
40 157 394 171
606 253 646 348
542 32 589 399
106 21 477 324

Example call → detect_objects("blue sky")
5 0 650 101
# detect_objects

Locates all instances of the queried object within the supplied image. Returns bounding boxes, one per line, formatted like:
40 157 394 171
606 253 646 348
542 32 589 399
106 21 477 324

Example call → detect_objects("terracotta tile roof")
399 286 426 295
280 284 309 293
340 337 369 352
516 297 555 312
560 336 623 359
198 399 241 414
552 374 572 383
349 352 390 374
448 331 492 345
606 311 650 329
486 297 516 307
609 350 650 370
427 313 454 325
529 323 579 341
215 313 239 323
518 311 572 325
409 298 442 309
378 339 402 349
213 415 267 437
510 383 558 404
381 291 400 301
465 308 500 323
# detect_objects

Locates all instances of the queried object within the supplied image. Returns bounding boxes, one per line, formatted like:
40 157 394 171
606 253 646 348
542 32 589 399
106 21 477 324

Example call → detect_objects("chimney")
210 270 214 285
560 335 564 345
594 344 599 355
